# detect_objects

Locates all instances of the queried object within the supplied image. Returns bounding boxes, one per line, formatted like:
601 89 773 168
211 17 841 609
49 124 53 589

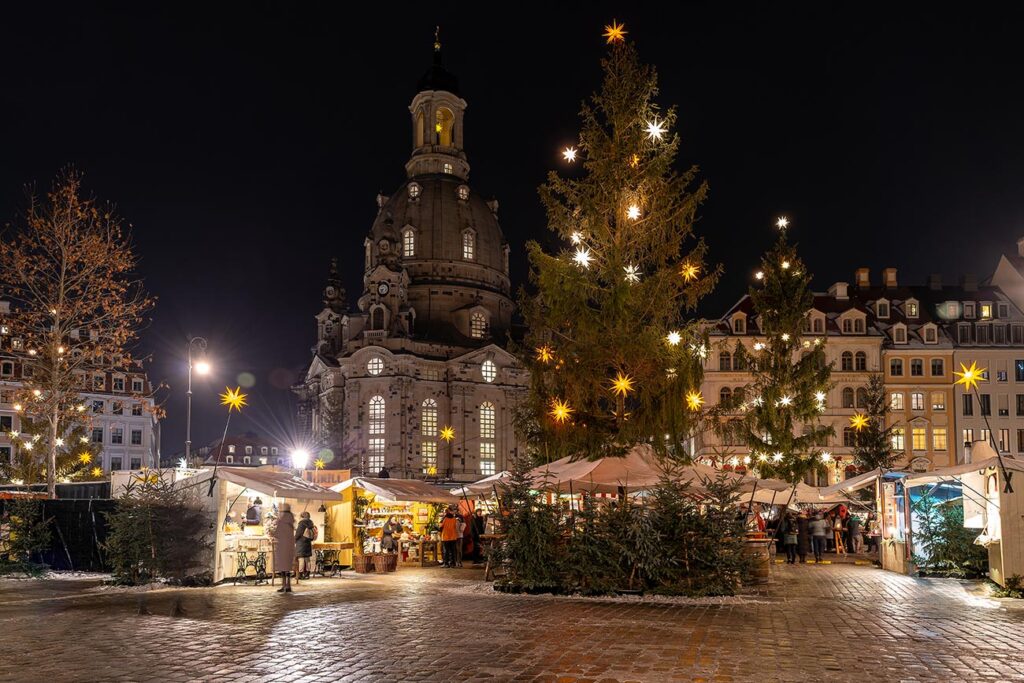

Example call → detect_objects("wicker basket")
372 554 389 573
385 553 398 572
353 554 374 574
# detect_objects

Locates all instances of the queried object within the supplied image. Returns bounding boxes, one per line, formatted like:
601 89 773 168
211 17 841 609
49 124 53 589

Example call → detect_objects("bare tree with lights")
724 223 833 483
518 24 717 463
0 169 153 497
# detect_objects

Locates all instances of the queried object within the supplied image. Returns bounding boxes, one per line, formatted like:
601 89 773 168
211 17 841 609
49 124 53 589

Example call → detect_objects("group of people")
778 507 870 564
270 502 318 593
438 505 487 568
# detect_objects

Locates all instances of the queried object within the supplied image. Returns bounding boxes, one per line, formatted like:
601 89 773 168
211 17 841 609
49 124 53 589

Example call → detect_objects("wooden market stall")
329 477 459 569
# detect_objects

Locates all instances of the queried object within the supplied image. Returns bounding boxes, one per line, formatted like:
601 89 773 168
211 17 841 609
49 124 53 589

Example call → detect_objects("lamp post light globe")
291 448 310 471
194 360 211 376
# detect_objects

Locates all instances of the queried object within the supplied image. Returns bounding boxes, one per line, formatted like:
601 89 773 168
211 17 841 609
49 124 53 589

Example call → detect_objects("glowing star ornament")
776 216 789 230
535 345 554 364
689 343 708 360
645 118 666 141
954 361 986 392
623 264 641 284
666 331 682 346
573 247 592 268
79 436 89 444
626 205 641 221
549 398 574 424
778 395 793 407
562 146 578 163
753 342 765 351
603 20 627 43
91 467 103 478
850 413 870 431
755 271 764 280
314 458 326 470
814 391 826 403
680 262 699 282
570 231 584 245
440 425 456 443
685 390 704 411
757 453 768 462
177 457 189 469
609 372 635 398
781 260 791 270
78 452 92 464
55 437 64 447
220 386 248 413
772 452 784 462
780 333 790 342
821 451 832 462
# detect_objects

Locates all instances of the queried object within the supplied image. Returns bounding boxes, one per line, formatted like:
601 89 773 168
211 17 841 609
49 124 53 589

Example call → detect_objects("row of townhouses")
0 301 161 473
700 241 1024 483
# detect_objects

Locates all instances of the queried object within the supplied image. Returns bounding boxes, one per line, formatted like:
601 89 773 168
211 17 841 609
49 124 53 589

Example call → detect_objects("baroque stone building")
294 44 527 482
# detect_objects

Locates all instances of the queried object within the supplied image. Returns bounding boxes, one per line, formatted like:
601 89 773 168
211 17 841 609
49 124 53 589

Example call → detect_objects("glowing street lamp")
291 448 311 471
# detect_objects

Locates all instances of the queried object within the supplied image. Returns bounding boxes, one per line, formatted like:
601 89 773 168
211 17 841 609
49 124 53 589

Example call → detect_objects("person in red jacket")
439 506 459 568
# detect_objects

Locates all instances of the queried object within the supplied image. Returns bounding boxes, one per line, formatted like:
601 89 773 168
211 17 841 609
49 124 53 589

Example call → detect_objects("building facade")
202 433 289 468
293 44 527 482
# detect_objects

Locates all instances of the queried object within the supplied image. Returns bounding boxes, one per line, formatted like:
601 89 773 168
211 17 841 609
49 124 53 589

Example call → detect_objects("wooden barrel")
744 539 771 585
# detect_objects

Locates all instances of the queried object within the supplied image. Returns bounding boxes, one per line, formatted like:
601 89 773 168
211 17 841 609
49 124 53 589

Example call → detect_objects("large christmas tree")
519 24 716 462
727 224 833 483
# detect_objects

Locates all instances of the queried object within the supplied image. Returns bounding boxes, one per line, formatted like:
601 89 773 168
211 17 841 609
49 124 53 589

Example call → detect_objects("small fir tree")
0 421 103 485
728 227 833 483
853 374 898 470
519 32 716 463
563 492 621 594
0 499 52 575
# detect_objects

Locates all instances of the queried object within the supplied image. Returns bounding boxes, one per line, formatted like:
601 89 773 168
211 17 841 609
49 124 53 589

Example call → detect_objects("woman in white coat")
273 503 296 593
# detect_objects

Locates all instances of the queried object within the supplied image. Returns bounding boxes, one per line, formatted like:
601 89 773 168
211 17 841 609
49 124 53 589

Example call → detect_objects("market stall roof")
332 477 459 504
450 471 510 497
903 456 1024 487
817 468 888 498
177 467 342 501
528 445 667 493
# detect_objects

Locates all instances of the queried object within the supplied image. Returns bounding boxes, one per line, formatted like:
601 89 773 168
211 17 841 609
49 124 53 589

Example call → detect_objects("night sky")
2 3 1022 456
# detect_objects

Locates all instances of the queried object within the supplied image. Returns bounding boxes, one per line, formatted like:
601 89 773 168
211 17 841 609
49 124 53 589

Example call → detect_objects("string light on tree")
685 390 704 411
573 246 592 268
680 262 699 282
666 331 682 346
603 19 627 43
645 118 666 141
626 204 641 220
623 264 641 284
609 371 636 398
549 398 574 424
562 146 578 163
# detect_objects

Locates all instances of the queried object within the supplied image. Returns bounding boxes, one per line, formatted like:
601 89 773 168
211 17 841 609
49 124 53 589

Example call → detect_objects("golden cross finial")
434 26 441 51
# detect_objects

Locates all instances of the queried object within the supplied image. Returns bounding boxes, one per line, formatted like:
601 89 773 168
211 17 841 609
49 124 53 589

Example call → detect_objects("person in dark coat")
471 509 486 564
381 516 399 554
782 513 799 564
796 511 811 563
274 504 296 593
294 511 315 580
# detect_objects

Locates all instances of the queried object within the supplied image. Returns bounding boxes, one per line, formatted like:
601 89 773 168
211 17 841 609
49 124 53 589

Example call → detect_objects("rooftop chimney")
882 268 898 288
928 273 943 291
854 268 870 288
962 273 978 292
1017 236 1024 257
828 282 849 300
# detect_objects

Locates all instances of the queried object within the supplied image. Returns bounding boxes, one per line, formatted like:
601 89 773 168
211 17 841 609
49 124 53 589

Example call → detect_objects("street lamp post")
186 336 209 466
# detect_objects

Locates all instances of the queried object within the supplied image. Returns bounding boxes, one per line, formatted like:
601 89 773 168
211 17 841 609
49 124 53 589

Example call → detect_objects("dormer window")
813 317 824 333
998 303 1009 319
854 318 864 334
462 229 475 261
876 300 890 318
893 326 907 344
457 185 470 201
402 228 415 257
733 317 745 334
842 319 852 334
408 182 421 199
923 325 937 344
964 302 975 319
980 303 992 319
906 300 919 318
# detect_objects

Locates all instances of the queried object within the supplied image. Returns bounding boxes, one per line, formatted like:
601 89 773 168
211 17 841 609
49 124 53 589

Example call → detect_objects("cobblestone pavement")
1 563 1023 683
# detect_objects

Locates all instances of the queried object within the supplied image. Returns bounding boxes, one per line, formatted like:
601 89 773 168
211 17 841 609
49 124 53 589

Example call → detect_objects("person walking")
796 510 810 563
439 506 459 568
848 514 862 554
294 511 316 580
274 503 296 592
782 513 799 564
809 512 829 563
471 509 486 564
454 512 466 568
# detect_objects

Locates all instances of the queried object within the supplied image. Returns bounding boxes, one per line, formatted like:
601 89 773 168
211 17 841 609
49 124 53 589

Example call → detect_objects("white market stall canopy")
450 471 510 497
902 456 1024 487
332 477 459 504
177 466 342 501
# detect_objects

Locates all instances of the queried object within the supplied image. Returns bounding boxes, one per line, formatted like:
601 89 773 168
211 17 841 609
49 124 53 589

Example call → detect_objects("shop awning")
816 468 888 498
332 477 459 504
450 471 510 497
181 467 342 501
527 445 667 493
903 455 1024 487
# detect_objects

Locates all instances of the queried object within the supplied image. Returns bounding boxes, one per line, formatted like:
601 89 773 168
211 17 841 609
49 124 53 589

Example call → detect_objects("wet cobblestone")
0 564 1022 682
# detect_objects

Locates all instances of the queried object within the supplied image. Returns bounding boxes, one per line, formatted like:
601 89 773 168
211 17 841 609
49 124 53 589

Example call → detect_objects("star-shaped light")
79 436 89 444
603 20 627 43
850 413 870 431
685 390 704 411
820 451 832 462
757 453 768 462
755 271 764 280
689 343 708 359
776 216 789 230
12 403 22 412
314 458 326 470
570 231 584 245
78 452 91 464
814 391 826 403
752 396 764 407
609 372 635 398
666 331 682 346
562 146 577 163
55 437 64 447
772 452 784 462
90 467 103 478
645 118 666 141
535 345 554 364
177 457 189 469
573 247 592 268
440 425 456 442
780 333 790 342
626 205 641 221
753 342 765 351
778 395 793 407
629 154 640 168
22 441 33 451
549 398 574 424
220 386 248 413
781 260 791 270
680 262 699 282
623 264 641 284
953 361 986 392
742 455 751 465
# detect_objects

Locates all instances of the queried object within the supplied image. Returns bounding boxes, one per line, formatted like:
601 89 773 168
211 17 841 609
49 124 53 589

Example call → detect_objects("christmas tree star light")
780 333 790 341
78 452 91 464
743 455 751 465
219 386 248 412
821 451 832 461
573 247 592 268
535 345 554 363
757 453 768 462
689 343 708 359
778 395 793 407
623 264 641 283
314 458 326 470
666 331 682 346
772 452 783 462
440 425 456 442
645 118 666 141
603 20 627 43
549 398 574 424
850 413 869 431
753 342 765 351
610 371 636 398
79 436 89 444
685 390 704 411
177 457 188 469
23 441 33 450
680 262 699 282
814 391 826 403
626 205 641 220
91 467 103 478
781 260 791 270
755 271 764 280
562 146 578 162
953 361 985 392
776 216 789 230
55 437 64 447
570 231 583 245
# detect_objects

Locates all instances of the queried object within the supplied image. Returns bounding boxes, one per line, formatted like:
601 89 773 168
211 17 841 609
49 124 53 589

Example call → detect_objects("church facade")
293 45 527 482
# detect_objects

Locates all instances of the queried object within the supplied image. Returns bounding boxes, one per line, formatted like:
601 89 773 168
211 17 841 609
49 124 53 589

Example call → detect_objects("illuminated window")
470 312 487 339
933 427 947 452
931 392 945 411
906 301 919 318
368 396 385 433
421 441 437 474
891 427 905 451
368 438 385 472
443 163 453 175
479 402 495 439
912 427 926 451
403 229 415 257
962 428 973 445
480 443 495 475
890 392 904 410
911 392 924 411
457 185 469 201
980 303 992 319
482 360 496 383
421 398 438 437
227 444 235 454
435 107 454 146
462 230 475 260
367 357 383 375
408 182 421 199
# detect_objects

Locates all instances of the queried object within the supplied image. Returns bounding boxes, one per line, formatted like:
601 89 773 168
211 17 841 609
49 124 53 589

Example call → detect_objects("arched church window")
470 312 487 339
415 110 425 148
421 398 438 474
408 182 421 199
403 229 415 257
368 395 385 472
436 107 454 146
482 360 496 383
462 230 475 261
367 357 383 376
371 307 384 330
457 185 469 201
479 401 496 475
